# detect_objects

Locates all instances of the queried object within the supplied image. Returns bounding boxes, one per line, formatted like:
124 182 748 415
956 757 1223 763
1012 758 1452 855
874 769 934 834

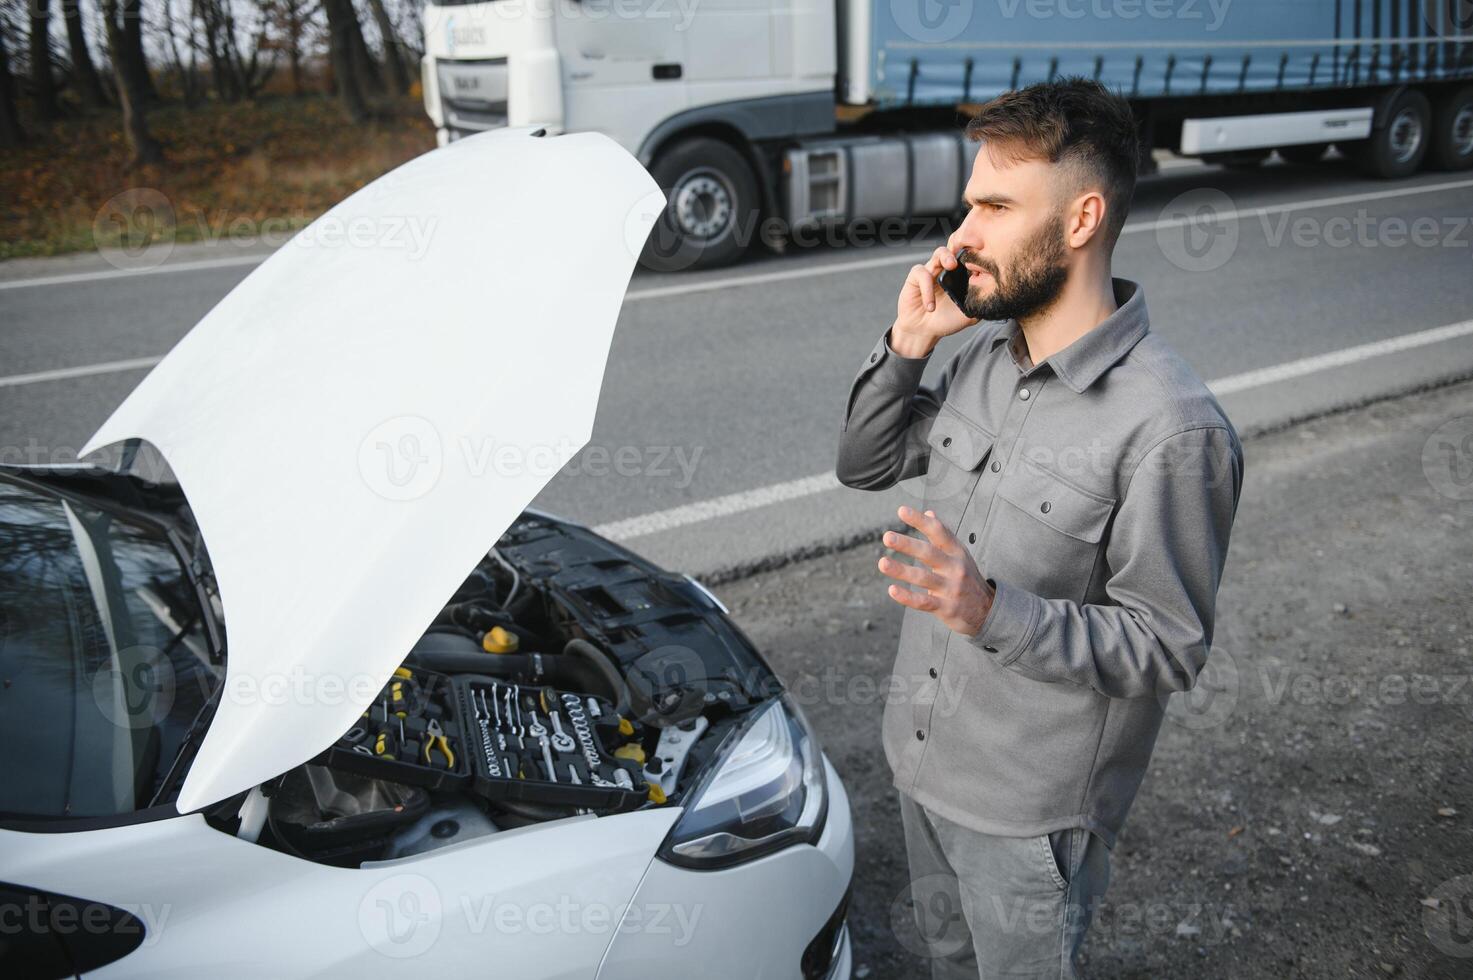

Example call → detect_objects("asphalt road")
3 157 1473 580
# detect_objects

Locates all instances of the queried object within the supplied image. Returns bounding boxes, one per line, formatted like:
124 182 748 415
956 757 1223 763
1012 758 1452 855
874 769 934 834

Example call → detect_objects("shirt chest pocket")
922 404 995 528
984 459 1116 603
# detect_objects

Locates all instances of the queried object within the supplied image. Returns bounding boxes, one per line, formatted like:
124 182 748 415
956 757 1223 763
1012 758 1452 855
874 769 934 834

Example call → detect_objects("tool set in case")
452 675 650 812
316 667 471 791
316 665 649 812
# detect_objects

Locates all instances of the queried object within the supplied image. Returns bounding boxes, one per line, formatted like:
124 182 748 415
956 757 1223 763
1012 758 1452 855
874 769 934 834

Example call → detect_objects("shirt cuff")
967 577 1040 667
857 328 930 391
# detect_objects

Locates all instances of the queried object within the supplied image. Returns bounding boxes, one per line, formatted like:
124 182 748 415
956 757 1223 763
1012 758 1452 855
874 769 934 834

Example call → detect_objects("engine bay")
245 513 775 867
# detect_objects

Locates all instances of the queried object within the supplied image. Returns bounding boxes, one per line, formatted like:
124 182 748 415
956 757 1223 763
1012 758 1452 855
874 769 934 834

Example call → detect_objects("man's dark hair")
964 78 1140 249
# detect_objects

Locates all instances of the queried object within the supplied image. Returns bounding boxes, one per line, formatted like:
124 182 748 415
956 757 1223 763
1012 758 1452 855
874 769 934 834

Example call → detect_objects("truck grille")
437 58 508 139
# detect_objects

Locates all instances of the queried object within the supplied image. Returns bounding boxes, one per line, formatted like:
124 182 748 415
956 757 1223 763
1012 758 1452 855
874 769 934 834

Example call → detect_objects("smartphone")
937 253 970 310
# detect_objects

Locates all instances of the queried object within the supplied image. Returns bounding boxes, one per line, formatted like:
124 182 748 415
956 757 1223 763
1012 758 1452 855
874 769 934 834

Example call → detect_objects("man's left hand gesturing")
879 505 995 636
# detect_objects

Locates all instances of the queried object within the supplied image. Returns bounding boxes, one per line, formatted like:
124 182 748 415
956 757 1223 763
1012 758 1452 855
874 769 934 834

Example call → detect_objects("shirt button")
1019 387 1031 400
928 667 938 678
870 352 879 362
1040 501 1052 514
983 645 998 653
941 436 952 447
967 532 976 544
916 729 926 741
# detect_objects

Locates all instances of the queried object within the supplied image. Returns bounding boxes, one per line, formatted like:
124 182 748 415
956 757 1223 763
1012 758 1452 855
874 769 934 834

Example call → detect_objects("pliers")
423 719 455 769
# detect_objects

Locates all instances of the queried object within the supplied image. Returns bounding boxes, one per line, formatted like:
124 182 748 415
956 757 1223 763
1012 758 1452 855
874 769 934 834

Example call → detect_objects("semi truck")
418 0 1473 270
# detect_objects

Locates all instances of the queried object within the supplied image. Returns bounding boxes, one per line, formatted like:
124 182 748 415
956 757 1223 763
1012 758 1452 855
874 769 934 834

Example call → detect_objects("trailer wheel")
1277 143 1330 165
1428 87 1473 171
640 137 759 272
1354 88 1432 178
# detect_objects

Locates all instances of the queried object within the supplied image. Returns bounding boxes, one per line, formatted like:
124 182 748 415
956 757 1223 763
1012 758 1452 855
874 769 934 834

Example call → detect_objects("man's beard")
958 214 1069 322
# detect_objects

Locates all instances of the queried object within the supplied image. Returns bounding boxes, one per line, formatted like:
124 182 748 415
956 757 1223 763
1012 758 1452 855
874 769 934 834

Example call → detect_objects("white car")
0 127 853 979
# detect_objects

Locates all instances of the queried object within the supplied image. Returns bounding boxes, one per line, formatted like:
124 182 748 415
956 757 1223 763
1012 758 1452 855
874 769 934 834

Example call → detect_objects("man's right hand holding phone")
890 246 982 359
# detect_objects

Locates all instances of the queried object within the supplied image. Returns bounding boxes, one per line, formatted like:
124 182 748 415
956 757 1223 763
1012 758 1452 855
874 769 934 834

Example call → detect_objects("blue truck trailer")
420 0 1473 269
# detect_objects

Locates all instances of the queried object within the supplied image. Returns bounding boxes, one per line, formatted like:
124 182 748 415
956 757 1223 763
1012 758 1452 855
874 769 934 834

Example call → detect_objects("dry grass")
0 95 436 259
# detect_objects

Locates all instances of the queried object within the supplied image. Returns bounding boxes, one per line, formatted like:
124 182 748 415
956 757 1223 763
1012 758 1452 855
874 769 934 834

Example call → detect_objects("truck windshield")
0 480 222 820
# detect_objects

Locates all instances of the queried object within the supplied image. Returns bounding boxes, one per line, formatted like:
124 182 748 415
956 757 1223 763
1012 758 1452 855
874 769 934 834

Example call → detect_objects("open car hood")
81 128 664 813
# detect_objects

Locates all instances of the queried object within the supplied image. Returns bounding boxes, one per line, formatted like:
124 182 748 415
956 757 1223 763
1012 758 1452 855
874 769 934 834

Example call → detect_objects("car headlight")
657 694 828 870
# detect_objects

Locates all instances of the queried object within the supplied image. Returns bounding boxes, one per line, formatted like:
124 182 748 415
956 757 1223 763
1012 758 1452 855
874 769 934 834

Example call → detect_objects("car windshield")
0 479 222 819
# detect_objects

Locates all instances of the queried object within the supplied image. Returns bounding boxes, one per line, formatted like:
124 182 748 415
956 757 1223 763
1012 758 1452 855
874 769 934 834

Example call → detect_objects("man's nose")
948 210 984 256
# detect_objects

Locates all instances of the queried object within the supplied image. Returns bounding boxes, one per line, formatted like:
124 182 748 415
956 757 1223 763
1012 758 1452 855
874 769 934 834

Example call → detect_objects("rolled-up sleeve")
968 424 1244 699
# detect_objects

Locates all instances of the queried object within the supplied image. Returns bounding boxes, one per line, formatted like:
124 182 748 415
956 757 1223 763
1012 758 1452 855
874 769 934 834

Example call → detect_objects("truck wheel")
1428 87 1473 171
1354 88 1432 178
1277 143 1330 165
641 137 759 272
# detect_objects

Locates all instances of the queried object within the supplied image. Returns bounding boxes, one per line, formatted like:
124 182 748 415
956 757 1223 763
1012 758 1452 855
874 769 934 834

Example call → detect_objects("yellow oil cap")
482 626 519 654
647 784 668 805
614 743 646 764
617 717 634 736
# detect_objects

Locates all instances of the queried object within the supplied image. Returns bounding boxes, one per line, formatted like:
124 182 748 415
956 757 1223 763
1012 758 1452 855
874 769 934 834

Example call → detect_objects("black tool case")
314 667 472 791
452 674 649 812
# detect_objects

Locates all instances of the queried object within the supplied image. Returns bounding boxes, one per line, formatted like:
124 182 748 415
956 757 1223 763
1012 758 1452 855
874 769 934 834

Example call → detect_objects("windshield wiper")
149 685 222 809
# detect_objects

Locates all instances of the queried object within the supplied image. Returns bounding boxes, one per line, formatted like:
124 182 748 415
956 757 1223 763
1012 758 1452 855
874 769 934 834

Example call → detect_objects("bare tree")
29 0 59 119
344 0 380 96
0 11 25 145
364 0 406 94
102 0 161 165
61 0 108 107
322 0 365 121
159 0 201 105
266 0 311 96
395 0 422 62
119 0 157 101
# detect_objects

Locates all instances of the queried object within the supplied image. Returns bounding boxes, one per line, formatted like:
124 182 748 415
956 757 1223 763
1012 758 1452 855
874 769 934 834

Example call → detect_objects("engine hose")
562 638 631 718
406 648 543 679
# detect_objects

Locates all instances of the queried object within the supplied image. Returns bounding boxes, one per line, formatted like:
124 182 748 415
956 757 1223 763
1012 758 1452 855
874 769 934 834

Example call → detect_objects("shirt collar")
988 277 1151 394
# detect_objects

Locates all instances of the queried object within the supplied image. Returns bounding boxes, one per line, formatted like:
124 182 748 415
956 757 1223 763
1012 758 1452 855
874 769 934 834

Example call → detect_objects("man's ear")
1065 190 1108 250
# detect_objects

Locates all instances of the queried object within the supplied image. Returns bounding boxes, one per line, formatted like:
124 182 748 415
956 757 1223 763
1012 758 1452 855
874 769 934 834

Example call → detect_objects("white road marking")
0 253 267 291
594 318 1473 541
0 355 164 389
3 177 1472 295
1207 318 1473 395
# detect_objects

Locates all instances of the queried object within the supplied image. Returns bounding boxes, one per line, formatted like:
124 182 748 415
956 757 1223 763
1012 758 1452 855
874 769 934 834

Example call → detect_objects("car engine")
250 512 775 867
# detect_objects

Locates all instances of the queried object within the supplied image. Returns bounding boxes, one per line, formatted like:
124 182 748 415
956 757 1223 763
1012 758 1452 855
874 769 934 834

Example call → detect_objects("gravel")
714 380 1473 979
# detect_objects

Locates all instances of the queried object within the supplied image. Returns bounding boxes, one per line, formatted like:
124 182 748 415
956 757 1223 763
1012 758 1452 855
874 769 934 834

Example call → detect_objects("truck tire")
1277 143 1331 165
640 137 759 272
1353 88 1432 178
1428 87 1473 171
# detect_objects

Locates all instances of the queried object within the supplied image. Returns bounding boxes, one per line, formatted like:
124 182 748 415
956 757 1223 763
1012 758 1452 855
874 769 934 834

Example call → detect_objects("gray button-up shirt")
836 278 1243 845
